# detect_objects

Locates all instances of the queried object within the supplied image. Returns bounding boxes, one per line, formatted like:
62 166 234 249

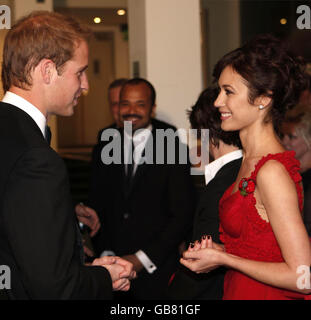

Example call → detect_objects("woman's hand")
181 235 225 273
188 235 225 251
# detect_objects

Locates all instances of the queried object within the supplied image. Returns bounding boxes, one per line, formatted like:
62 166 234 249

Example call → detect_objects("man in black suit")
89 78 195 299
167 86 242 299
0 11 134 300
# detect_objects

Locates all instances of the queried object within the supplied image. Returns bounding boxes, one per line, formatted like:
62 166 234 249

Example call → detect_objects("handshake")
75 203 136 291
92 255 137 291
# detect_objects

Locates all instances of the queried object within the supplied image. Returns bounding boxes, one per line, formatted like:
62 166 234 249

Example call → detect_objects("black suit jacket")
0 102 112 299
167 157 242 300
97 123 118 143
89 120 195 299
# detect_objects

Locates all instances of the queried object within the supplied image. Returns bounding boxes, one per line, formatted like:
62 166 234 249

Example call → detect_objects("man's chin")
122 119 150 132
130 121 143 131
58 107 75 117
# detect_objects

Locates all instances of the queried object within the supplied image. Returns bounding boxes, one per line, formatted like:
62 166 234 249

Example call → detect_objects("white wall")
127 0 147 78
128 0 203 138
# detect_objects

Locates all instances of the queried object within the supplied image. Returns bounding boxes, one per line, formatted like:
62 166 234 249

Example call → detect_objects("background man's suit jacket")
167 158 242 300
89 120 196 299
0 102 112 299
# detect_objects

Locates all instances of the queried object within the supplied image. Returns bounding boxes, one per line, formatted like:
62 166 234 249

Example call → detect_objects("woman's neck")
239 121 284 159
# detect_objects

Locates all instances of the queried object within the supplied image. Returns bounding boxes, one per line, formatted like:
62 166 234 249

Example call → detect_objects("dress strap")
249 151 303 211
250 151 300 181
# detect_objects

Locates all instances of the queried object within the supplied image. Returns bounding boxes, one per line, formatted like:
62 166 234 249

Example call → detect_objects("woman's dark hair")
188 85 241 148
213 34 308 136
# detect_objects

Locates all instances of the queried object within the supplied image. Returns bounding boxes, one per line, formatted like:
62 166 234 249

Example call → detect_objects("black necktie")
125 139 134 190
45 125 52 145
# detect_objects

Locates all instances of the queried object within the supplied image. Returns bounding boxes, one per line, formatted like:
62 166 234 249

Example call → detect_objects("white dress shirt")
101 124 157 273
124 124 153 175
2 91 47 138
204 149 243 185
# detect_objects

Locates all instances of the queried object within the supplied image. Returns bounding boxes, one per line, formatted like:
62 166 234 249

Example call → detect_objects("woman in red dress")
180 34 311 299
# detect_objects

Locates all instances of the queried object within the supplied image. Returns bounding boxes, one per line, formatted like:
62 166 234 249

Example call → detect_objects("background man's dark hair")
121 78 156 106
188 85 241 149
108 78 128 91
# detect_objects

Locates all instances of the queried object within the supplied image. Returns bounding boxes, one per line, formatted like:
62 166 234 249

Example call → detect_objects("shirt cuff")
100 250 116 257
135 250 157 274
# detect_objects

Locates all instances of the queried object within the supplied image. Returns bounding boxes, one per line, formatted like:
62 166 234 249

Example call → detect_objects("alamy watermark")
100 121 209 175
0 265 11 290
297 5 311 29
296 265 311 290
0 5 11 29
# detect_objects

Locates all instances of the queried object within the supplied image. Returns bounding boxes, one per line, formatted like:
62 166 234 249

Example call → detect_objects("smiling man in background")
89 78 195 300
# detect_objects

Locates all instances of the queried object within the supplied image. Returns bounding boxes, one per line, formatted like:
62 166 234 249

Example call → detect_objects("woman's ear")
256 95 272 109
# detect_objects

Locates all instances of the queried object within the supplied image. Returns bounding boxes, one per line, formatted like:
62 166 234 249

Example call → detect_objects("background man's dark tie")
125 139 134 190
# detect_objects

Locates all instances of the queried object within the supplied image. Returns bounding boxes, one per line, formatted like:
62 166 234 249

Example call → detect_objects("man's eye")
225 89 233 95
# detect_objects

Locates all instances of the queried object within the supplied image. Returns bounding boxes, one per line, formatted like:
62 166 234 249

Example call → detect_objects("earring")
259 105 265 110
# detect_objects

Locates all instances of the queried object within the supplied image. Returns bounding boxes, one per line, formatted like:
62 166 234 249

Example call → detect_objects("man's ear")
39 59 56 84
151 104 156 117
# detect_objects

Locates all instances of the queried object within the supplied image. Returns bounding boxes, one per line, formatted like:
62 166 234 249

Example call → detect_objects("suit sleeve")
88 142 112 255
191 182 224 243
192 161 241 243
88 142 109 214
3 147 112 299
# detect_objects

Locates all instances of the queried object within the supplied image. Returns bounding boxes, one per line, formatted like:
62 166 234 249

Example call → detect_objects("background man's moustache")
122 115 143 120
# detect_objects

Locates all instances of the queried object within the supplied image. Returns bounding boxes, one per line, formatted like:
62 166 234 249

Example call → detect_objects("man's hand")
122 254 144 273
114 256 137 279
82 238 95 258
92 256 136 291
75 203 100 237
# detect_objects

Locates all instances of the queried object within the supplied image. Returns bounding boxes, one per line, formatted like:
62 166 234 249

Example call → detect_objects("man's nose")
127 104 139 114
81 72 89 92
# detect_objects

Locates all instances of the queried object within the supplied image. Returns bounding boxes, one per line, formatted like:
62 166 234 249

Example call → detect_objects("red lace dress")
219 151 311 300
